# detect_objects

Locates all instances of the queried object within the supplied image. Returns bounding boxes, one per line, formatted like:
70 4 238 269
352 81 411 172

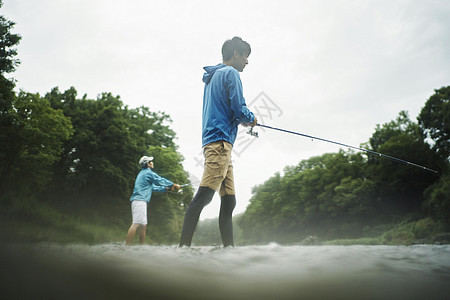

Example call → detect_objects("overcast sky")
3 0 450 220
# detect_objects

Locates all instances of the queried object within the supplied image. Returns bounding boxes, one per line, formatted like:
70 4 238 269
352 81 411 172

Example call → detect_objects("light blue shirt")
130 168 173 202
201 64 255 147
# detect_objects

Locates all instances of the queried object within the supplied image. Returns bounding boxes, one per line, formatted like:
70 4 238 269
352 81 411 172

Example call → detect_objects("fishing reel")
246 126 259 138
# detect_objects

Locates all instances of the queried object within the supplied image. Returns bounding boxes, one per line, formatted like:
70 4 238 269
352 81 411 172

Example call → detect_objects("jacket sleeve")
227 69 255 124
146 170 173 192
152 184 168 193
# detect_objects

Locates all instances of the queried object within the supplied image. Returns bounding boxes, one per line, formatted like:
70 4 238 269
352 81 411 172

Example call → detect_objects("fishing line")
248 124 438 174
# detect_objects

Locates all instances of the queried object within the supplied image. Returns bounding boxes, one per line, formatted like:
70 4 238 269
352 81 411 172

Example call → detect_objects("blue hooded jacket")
202 64 255 147
130 168 173 202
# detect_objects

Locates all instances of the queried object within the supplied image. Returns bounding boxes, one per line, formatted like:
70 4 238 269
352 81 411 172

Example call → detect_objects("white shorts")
131 200 147 225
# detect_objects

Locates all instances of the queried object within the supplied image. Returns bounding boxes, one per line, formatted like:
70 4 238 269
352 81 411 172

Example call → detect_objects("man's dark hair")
222 37 251 61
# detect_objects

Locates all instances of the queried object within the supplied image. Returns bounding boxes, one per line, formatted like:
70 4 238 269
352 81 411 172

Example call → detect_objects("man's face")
233 51 249 72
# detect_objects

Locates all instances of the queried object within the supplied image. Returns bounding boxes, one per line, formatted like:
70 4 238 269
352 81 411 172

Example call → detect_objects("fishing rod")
247 123 438 174
173 182 196 194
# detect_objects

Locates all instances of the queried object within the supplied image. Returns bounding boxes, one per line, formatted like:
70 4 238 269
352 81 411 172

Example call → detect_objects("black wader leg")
219 195 236 247
179 187 215 247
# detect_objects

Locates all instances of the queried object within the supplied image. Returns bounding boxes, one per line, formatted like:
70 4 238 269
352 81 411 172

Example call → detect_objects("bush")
412 217 439 239
423 175 450 226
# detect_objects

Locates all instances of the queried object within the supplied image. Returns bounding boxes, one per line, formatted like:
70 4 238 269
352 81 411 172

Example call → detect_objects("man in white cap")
126 155 181 245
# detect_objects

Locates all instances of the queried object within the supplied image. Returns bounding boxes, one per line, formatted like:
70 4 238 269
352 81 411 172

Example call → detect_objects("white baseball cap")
139 156 154 167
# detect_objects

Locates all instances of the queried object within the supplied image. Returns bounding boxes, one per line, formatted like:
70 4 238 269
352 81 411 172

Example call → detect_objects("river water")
2 243 449 299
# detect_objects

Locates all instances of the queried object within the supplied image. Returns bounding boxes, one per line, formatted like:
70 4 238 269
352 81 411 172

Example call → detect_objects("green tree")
418 86 450 161
239 173 283 243
0 0 22 192
0 7 21 124
46 88 140 203
419 86 450 229
44 87 191 243
239 90 448 245
0 92 73 198
127 106 177 151
239 151 375 244
0 5 191 243
423 174 450 228
368 111 441 212
45 88 183 204
0 1 21 74
283 151 374 239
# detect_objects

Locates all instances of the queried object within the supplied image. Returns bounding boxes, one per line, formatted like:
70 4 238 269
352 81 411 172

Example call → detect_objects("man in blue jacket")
179 37 257 247
126 155 180 245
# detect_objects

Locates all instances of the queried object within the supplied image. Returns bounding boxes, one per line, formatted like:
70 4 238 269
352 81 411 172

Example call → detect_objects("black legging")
219 194 236 247
179 187 236 247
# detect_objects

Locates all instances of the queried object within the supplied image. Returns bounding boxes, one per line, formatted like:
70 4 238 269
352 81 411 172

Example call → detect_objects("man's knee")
220 195 236 213
191 186 215 206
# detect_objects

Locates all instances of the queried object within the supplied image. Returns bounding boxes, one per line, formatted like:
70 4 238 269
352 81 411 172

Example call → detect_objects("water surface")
2 243 449 299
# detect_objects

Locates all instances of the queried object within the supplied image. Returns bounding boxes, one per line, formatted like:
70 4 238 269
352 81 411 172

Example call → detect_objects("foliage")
239 91 449 245
1 6 448 245
1 86 191 244
0 7 190 244
418 86 450 161
412 217 440 239
0 0 24 195
45 88 139 202
422 174 450 227
43 87 188 205
0 2 20 142
239 150 378 244
367 111 442 212
0 1 21 74
0 91 73 198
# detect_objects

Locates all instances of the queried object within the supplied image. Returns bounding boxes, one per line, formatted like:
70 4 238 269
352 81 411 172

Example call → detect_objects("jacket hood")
202 63 227 84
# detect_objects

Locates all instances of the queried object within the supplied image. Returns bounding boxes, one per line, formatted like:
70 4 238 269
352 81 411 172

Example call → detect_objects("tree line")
237 90 449 244
1 3 448 245
0 5 193 243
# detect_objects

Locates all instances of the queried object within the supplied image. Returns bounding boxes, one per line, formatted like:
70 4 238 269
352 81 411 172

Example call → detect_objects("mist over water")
2 243 449 299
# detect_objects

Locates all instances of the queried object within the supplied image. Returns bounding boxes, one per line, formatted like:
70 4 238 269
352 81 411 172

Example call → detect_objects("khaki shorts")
200 140 235 196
